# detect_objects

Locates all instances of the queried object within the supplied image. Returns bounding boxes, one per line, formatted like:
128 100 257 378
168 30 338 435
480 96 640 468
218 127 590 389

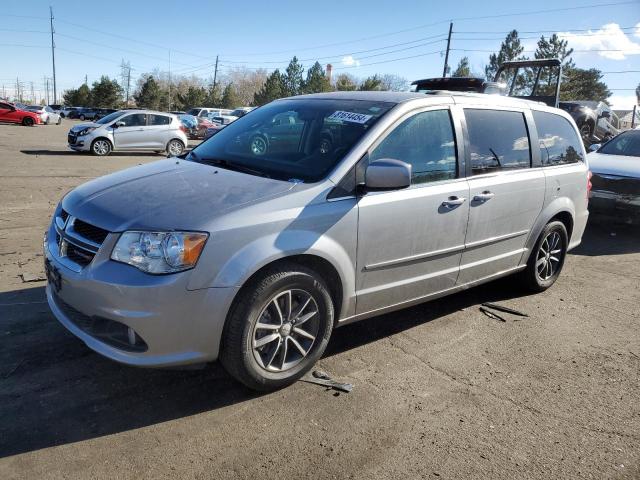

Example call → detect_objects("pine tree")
485 30 526 80
253 70 286 105
178 86 207 110
63 84 91 106
334 74 357 91
535 34 574 69
283 56 305 96
560 68 612 102
303 62 332 94
90 76 123 108
220 83 240 109
358 75 383 91
452 57 472 77
134 75 162 109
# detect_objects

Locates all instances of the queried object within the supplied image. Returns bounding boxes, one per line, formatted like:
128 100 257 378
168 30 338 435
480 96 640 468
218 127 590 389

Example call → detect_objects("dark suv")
558 101 620 145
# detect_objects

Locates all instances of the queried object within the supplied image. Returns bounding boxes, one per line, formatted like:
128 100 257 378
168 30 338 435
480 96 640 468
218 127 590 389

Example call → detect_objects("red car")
0 101 42 126
195 117 214 139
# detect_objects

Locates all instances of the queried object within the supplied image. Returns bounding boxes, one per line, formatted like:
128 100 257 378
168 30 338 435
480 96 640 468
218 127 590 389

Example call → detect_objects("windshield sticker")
327 111 373 124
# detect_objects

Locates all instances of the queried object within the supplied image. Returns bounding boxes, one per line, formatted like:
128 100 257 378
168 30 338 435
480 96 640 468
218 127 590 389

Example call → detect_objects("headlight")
78 127 96 136
111 231 208 274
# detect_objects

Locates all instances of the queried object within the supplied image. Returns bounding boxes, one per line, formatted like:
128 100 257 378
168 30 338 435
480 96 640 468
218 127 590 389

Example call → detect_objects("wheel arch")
521 199 576 265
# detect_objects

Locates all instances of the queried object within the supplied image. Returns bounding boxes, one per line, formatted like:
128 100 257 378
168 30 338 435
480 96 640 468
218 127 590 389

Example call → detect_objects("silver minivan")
67 110 188 156
46 92 589 390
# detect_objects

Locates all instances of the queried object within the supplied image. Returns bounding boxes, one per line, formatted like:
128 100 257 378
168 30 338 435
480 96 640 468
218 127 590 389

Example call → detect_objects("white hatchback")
67 110 188 156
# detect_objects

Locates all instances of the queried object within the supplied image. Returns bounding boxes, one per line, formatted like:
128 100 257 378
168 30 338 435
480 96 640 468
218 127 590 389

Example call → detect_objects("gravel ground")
0 122 638 479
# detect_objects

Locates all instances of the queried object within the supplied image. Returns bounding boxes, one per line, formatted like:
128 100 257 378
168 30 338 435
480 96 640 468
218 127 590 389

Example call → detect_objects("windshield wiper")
197 157 272 179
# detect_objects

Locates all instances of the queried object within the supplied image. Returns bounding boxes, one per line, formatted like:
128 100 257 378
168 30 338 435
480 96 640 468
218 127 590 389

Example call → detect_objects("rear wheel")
79 114 86 121
166 139 184 156
220 264 334 391
521 221 568 292
91 138 112 156
22 117 34 127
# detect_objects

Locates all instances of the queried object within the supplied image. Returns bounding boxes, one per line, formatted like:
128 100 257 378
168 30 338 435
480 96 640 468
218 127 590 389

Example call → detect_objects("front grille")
54 211 111 269
52 292 148 352
72 219 109 244
66 243 94 266
68 133 77 144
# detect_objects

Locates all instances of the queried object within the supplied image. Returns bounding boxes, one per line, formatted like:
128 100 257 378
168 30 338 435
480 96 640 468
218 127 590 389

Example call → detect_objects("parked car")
67 110 188 156
25 105 62 125
559 101 620 145
203 115 236 139
68 108 100 121
194 117 216 139
0 101 42 126
48 104 64 114
587 129 640 221
95 108 118 120
46 91 588 391
229 107 255 118
60 106 80 118
186 107 232 119
178 114 199 139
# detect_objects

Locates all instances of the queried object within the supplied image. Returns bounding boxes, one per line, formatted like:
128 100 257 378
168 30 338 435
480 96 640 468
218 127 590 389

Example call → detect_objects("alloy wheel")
168 140 184 156
250 136 267 156
93 140 110 156
251 289 320 372
535 231 562 280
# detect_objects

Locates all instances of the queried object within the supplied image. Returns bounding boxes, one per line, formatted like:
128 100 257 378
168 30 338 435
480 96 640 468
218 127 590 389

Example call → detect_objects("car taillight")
587 170 592 199
179 125 187 133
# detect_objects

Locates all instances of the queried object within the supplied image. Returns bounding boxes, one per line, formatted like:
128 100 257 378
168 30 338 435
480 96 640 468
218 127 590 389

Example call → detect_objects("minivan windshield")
189 98 393 182
96 111 123 125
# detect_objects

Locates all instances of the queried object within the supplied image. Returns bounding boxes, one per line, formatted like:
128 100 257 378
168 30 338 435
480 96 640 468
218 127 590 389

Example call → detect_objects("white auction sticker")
327 111 373 124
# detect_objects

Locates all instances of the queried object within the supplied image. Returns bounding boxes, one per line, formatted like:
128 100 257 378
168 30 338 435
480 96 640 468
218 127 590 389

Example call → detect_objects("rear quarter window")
533 110 584 165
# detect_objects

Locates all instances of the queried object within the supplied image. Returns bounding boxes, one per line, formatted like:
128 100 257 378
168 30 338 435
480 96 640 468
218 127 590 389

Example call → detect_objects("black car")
558 101 620 145
95 108 118 120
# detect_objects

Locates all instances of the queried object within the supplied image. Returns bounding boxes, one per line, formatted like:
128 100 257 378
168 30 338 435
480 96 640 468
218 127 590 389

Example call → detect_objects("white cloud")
608 94 638 110
635 22 640 38
341 55 360 67
558 23 640 60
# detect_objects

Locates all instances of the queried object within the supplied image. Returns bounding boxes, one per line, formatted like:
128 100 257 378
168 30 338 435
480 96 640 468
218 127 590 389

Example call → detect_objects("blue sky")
1 0 638 108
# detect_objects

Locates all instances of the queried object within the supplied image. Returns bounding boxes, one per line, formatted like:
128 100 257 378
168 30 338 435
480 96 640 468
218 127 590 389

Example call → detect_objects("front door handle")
473 191 495 202
442 196 466 208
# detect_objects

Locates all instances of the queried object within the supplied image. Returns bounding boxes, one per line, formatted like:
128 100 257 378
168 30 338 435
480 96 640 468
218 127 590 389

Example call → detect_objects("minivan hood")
62 159 295 232
588 152 640 178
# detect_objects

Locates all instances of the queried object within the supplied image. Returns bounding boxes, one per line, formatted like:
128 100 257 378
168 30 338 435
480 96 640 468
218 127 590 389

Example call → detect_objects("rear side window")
533 111 583 165
149 114 171 126
465 109 531 175
370 109 457 184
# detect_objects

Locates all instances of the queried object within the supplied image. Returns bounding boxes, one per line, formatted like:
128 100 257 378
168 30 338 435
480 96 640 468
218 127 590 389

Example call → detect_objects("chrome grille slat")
53 211 111 269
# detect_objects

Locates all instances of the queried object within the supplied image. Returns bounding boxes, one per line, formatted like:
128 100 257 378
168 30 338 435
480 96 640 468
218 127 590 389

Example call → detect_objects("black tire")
91 138 112 156
520 221 568 292
60 113 66 118
166 139 185 156
22 117 35 127
220 263 334 391
56 117 62 125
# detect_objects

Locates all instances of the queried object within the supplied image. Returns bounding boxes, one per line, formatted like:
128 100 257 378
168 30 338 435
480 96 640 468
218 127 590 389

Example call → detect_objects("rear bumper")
590 191 640 220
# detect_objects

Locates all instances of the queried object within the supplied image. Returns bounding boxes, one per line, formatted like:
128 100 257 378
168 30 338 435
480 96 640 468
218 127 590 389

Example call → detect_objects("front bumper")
45 220 238 367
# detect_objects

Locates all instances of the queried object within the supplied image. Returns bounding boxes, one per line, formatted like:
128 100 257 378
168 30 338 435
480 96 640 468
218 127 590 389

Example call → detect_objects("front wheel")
220 264 334 391
79 114 86 121
166 139 184 156
91 138 112 156
22 117 35 127
520 221 568 292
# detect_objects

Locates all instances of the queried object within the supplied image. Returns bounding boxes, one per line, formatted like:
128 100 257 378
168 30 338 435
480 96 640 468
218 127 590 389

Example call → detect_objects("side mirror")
588 144 601 152
599 111 610 119
114 121 125 128
364 159 412 191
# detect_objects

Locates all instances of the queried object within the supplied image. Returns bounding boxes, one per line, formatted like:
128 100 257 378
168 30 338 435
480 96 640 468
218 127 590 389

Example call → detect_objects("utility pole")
168 49 172 111
44 76 50 104
85 74 88 85
30 81 35 104
212 55 219 90
442 22 453 78
15 77 22 103
50 6 57 104
632 104 637 129
120 60 132 107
